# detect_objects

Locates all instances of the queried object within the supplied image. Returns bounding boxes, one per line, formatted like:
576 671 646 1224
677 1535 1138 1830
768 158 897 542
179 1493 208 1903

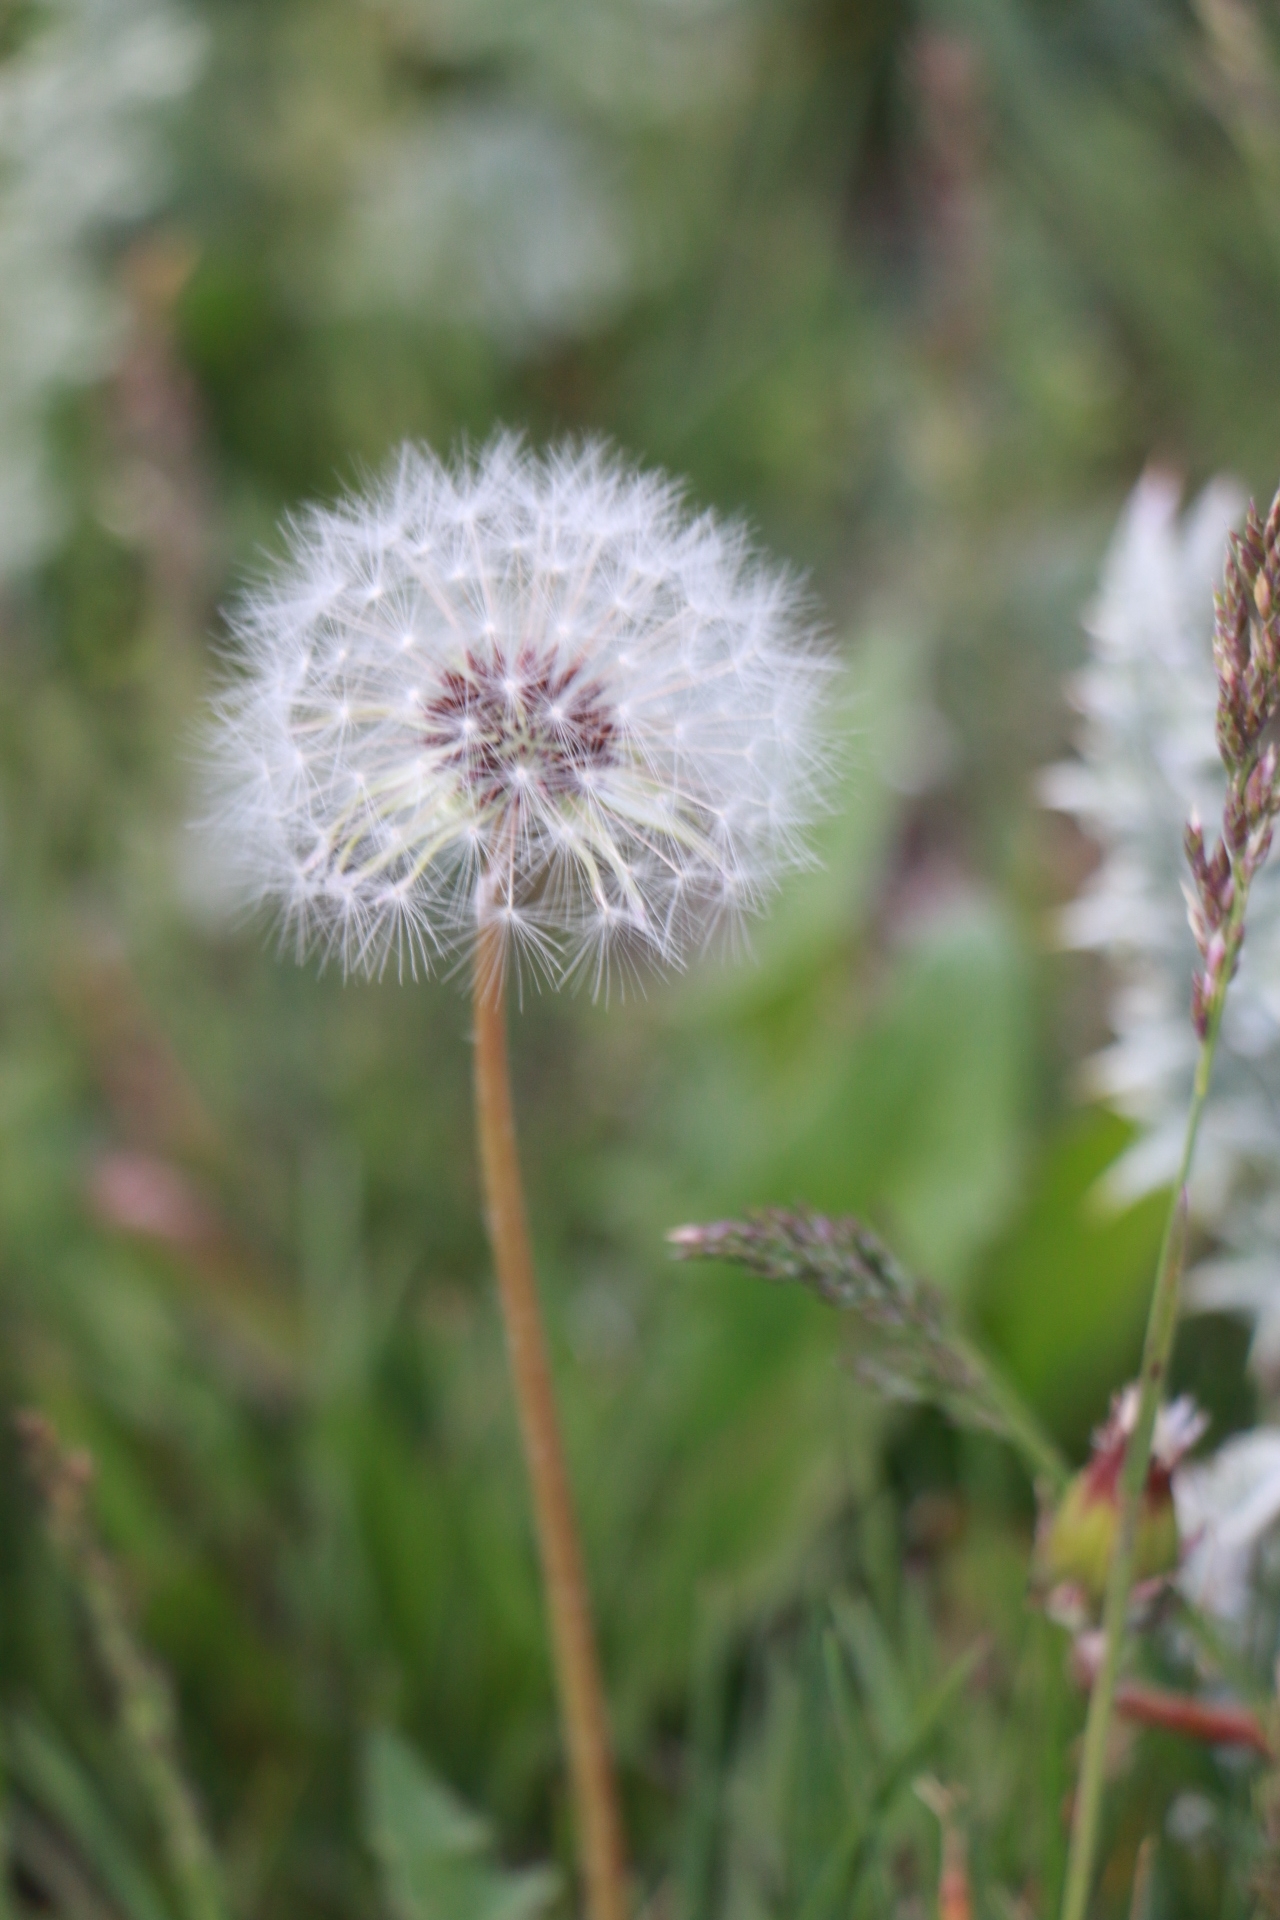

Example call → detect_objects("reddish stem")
1112 1680 1271 1757
1072 1637 1271 1758
472 925 628 1920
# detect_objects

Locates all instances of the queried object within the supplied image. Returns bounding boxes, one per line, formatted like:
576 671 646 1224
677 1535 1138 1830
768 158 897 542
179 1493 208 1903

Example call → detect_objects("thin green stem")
77 1555 226 1920
953 1330 1070 1495
1059 883 1246 1920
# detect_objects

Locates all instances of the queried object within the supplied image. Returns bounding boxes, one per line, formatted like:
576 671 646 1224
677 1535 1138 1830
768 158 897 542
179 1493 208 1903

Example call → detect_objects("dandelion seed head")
202 435 832 990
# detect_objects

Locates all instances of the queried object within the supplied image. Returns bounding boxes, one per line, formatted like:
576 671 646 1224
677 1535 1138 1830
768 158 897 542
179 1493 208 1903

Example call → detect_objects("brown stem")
471 923 628 1920
1070 1636 1271 1758
1112 1682 1271 1757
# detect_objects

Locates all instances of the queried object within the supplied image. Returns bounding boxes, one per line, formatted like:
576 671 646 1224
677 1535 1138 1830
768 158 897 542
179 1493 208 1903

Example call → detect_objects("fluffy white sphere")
203 436 831 990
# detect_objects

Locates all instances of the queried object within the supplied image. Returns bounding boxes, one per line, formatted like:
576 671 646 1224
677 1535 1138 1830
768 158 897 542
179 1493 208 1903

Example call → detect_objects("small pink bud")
85 1151 218 1248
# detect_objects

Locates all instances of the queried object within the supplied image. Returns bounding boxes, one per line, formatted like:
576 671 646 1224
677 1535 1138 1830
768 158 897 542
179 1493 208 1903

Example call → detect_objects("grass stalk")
1059 885 1244 1920
16 1414 225 1920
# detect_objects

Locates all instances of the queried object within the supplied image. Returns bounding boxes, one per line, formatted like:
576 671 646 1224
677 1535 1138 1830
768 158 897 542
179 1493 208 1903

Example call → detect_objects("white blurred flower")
1175 1427 1280 1624
330 105 631 347
374 0 755 123
202 436 831 991
317 0 761 347
1042 470 1280 1373
0 0 202 574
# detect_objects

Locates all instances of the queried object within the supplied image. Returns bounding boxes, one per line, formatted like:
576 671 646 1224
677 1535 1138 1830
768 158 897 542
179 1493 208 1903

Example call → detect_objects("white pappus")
202 436 833 994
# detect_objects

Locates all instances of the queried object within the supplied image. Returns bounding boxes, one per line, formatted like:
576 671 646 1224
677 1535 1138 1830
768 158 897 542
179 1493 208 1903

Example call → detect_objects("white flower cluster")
204 437 831 992
0 0 202 574
1176 1426 1280 1625
1042 471 1280 1375
330 106 631 348
379 0 753 123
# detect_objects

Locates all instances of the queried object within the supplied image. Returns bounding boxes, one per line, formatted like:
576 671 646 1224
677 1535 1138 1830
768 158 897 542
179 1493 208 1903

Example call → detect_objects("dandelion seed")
203 435 832 989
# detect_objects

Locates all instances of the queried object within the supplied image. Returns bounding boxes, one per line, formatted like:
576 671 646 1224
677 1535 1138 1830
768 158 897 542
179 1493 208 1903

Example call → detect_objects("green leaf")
5 1714 174 1920
829 1598 910 1755
361 1729 558 1920
722 896 1033 1291
796 1640 983 1920
973 1108 1167 1444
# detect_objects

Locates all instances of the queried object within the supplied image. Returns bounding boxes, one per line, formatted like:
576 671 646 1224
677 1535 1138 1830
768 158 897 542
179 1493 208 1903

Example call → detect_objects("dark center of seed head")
421 646 617 807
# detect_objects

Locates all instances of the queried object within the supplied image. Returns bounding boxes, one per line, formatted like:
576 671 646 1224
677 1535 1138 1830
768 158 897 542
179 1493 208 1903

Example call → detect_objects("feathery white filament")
204 436 831 993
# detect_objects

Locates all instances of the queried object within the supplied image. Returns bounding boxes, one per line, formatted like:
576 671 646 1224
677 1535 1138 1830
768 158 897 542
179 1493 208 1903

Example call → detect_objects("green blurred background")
3 1 1280 1913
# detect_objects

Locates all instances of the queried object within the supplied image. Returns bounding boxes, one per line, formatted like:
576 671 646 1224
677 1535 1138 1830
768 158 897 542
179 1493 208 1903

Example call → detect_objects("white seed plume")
203 437 831 993
1042 470 1280 1377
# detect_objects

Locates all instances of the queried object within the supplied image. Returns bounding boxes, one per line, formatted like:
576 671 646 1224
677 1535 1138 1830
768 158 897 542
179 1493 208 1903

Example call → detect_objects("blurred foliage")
4 0 1280 1915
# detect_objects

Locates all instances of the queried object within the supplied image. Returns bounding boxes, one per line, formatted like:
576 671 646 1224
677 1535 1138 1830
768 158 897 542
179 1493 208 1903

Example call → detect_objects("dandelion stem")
1059 883 1245 1920
472 923 628 1920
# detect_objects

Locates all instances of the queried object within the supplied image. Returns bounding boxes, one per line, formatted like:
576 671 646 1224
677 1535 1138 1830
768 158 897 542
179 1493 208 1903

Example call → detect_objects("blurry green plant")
673 475 1280 1914
669 1210 1067 1493
361 1728 558 1920
11 1412 224 1920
